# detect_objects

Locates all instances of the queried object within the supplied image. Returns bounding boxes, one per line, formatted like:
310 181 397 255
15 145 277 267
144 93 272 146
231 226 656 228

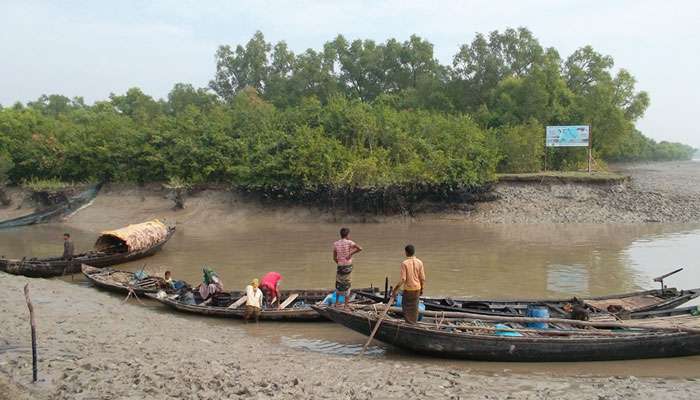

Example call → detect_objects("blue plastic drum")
526 305 549 329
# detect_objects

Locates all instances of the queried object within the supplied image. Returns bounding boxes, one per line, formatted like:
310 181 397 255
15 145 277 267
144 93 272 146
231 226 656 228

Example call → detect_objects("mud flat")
1 274 699 400
473 161 700 224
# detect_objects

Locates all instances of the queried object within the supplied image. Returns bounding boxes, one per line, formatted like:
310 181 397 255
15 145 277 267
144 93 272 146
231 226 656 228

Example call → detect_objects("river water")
2 220 700 376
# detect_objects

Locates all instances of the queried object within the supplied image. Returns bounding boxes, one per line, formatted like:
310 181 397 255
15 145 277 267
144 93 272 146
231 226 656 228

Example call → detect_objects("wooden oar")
360 305 700 335
359 282 401 356
279 293 299 310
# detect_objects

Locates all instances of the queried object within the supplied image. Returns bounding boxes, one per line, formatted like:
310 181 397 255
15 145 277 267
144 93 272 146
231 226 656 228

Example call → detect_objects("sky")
1 0 699 148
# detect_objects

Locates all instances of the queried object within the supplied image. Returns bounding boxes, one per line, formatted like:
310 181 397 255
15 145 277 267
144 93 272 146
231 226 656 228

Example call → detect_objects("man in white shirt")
244 279 264 323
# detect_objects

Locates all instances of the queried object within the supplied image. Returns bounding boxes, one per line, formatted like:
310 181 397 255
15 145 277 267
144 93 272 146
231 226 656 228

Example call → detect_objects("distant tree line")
0 28 695 210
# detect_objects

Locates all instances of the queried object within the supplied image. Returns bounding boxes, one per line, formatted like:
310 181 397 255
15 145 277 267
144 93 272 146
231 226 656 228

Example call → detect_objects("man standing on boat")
332 227 362 307
62 232 75 276
398 244 425 324
62 233 74 260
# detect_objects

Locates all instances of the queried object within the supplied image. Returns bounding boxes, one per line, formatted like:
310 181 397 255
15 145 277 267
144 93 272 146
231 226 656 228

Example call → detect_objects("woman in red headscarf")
259 271 282 308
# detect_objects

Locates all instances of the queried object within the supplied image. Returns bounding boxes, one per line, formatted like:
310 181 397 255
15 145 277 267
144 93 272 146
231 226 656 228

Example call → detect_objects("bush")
494 120 544 173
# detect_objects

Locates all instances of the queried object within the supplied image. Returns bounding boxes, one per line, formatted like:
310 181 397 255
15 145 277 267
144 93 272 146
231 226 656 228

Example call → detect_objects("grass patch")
497 170 628 184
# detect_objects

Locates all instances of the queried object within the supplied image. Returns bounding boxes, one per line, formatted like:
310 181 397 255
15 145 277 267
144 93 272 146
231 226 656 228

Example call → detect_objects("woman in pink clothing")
198 267 224 300
259 271 282 308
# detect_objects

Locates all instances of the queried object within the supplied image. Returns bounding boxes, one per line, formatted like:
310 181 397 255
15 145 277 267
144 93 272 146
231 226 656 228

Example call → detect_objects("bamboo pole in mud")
23 283 38 382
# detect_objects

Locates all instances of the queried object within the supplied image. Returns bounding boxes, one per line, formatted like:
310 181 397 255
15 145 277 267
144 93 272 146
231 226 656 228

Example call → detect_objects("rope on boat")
122 286 145 306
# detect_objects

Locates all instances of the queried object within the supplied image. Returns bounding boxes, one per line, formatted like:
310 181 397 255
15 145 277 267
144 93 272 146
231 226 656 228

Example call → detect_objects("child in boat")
244 278 264 322
259 272 282 309
164 270 187 291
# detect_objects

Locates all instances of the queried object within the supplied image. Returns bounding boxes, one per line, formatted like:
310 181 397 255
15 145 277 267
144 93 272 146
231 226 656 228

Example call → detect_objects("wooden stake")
23 284 37 382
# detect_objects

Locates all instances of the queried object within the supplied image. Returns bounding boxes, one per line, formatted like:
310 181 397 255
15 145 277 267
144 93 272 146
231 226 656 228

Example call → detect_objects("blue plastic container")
393 293 426 321
526 305 549 329
494 324 523 337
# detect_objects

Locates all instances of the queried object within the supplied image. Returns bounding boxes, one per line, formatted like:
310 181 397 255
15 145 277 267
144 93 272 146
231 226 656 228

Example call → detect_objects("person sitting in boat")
164 270 187 291
198 267 223 300
244 278 264 322
259 271 282 309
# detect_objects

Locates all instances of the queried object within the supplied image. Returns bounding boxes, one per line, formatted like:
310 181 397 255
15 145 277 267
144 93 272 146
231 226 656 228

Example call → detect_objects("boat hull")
314 306 700 362
148 288 378 322
0 184 101 229
0 227 175 278
81 264 170 296
355 288 700 317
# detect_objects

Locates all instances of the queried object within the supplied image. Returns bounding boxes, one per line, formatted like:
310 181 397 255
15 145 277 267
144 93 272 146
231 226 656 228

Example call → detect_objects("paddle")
359 281 402 356
279 293 299 309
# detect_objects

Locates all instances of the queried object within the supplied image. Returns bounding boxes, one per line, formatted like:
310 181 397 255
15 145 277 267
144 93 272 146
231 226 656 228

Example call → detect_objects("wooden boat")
313 305 700 361
147 287 380 321
355 287 700 319
0 183 102 229
81 264 176 295
0 220 175 278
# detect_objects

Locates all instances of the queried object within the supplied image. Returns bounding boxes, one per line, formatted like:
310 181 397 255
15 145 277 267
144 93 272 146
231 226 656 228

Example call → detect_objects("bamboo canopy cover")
94 220 169 252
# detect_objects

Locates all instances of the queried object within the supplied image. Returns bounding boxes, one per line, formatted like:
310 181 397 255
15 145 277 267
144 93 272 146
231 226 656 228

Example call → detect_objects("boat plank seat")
279 293 299 309
228 295 248 309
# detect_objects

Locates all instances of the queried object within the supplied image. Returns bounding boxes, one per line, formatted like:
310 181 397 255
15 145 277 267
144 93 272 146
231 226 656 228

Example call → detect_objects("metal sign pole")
588 125 592 173
544 129 547 172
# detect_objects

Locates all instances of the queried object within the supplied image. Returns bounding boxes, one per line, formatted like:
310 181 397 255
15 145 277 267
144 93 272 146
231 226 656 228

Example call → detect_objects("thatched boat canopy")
94 220 169 252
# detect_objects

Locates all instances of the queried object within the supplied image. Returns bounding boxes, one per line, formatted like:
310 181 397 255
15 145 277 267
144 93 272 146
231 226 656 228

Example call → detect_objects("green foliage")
0 150 13 184
495 120 544 173
0 28 693 201
607 130 695 162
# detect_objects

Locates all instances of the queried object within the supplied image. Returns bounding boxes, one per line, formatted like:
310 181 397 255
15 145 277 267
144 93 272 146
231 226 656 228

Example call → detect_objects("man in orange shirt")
399 244 425 324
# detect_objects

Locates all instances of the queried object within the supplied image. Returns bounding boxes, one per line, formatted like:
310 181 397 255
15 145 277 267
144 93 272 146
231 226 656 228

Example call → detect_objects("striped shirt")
333 239 356 266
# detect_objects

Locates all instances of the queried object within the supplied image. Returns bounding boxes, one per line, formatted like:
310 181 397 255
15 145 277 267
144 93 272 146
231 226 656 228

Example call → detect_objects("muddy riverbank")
1 161 698 224
2 274 699 400
473 161 700 223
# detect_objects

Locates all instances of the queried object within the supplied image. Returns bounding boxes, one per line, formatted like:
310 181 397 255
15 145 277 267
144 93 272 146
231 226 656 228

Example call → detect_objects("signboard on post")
545 125 590 147
545 125 593 173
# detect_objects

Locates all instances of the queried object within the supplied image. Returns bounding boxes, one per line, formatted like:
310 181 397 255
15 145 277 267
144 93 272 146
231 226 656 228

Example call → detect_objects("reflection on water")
2 219 700 375
546 264 589 294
